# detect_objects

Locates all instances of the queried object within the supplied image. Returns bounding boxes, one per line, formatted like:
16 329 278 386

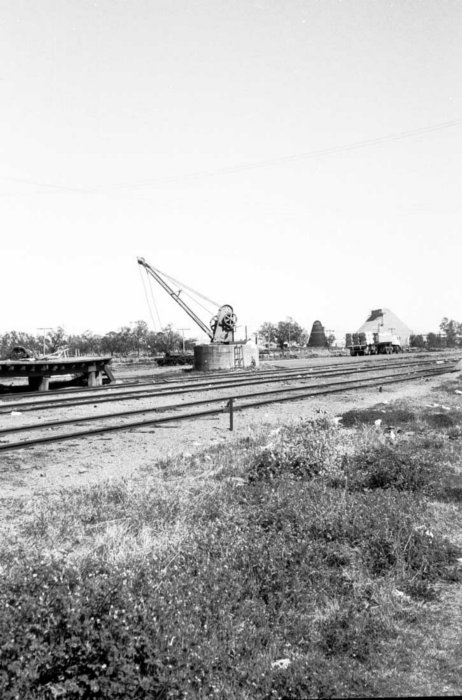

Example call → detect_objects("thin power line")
111 117 462 189
0 175 96 195
1 117 461 196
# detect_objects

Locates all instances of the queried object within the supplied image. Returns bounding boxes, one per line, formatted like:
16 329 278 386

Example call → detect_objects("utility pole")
178 328 190 353
37 328 52 356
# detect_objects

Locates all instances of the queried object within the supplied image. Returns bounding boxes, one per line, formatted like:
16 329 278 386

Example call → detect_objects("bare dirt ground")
0 355 459 500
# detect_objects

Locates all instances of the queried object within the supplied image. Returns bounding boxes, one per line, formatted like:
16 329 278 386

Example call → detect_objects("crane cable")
139 261 224 332
146 273 163 330
138 265 162 331
171 287 217 318
138 264 159 330
148 265 220 311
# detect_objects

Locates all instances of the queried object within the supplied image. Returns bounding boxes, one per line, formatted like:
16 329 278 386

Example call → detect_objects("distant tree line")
2 316 460 359
260 316 462 352
258 318 311 349
410 317 462 349
0 321 197 359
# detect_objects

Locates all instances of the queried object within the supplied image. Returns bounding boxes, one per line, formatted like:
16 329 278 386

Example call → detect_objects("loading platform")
0 356 115 391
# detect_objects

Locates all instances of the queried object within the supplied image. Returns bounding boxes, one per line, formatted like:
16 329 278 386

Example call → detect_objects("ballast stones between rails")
0 356 455 415
0 360 457 453
0 352 455 404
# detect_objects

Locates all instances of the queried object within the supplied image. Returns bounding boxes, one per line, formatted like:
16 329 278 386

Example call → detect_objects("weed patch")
336 435 462 505
247 418 339 483
340 443 436 493
1 402 461 698
341 405 416 428
424 412 456 429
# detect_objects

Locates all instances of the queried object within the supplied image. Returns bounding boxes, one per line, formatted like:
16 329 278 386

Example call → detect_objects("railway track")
0 355 454 415
112 350 458 384
0 357 457 453
0 351 456 402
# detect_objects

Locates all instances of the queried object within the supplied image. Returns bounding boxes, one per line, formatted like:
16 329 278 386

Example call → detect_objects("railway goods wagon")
346 331 402 356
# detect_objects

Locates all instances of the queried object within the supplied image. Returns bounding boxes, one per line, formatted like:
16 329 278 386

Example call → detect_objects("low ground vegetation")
1 378 462 697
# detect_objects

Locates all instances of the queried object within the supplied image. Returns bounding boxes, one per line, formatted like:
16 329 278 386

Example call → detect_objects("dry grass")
0 375 461 698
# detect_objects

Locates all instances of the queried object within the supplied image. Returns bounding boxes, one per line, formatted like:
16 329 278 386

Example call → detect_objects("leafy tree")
439 318 462 347
258 322 278 346
276 318 306 349
45 327 67 353
100 331 121 356
409 334 425 349
0 331 41 358
99 327 136 357
68 331 102 356
153 325 183 354
426 332 446 349
1 323 197 360
326 333 336 349
426 333 437 348
132 320 149 356
120 326 137 356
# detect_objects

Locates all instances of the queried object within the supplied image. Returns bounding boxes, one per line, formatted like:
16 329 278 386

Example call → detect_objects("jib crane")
137 257 237 344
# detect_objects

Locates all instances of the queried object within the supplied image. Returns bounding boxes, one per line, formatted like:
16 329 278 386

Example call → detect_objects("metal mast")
137 257 213 340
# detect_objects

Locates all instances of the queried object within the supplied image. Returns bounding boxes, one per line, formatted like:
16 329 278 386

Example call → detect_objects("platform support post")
38 376 50 391
28 376 50 391
87 369 103 387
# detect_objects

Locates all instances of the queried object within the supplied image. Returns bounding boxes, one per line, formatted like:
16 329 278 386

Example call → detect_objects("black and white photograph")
0 0 461 697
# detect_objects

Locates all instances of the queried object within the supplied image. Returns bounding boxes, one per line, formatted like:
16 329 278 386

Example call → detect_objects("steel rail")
1 351 456 402
0 356 452 414
0 356 392 401
132 349 458 380
2 351 456 408
0 358 450 408
0 361 333 401
0 357 452 418
100 354 455 389
107 354 429 385
0 365 454 452
0 362 315 398
0 364 451 437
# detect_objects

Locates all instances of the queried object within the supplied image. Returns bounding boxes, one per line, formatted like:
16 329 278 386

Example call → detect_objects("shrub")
424 412 455 429
0 559 170 699
341 406 416 428
338 438 462 504
247 417 339 483
341 444 435 493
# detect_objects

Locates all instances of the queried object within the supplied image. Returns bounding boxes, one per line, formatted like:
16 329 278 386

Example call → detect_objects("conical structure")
307 320 328 348
357 308 412 346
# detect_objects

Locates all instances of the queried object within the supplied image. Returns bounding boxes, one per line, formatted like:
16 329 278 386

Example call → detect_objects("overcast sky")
1 0 461 342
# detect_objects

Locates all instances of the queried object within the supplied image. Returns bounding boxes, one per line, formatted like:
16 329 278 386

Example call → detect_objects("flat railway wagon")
0 355 115 391
346 331 402 356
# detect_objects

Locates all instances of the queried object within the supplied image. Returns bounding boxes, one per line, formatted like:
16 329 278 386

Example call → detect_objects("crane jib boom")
137 258 213 339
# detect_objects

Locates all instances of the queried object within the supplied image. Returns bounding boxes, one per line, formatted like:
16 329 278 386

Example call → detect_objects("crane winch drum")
209 304 238 344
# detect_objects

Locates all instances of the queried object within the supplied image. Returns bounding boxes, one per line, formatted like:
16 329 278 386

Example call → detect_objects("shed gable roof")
357 308 413 340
